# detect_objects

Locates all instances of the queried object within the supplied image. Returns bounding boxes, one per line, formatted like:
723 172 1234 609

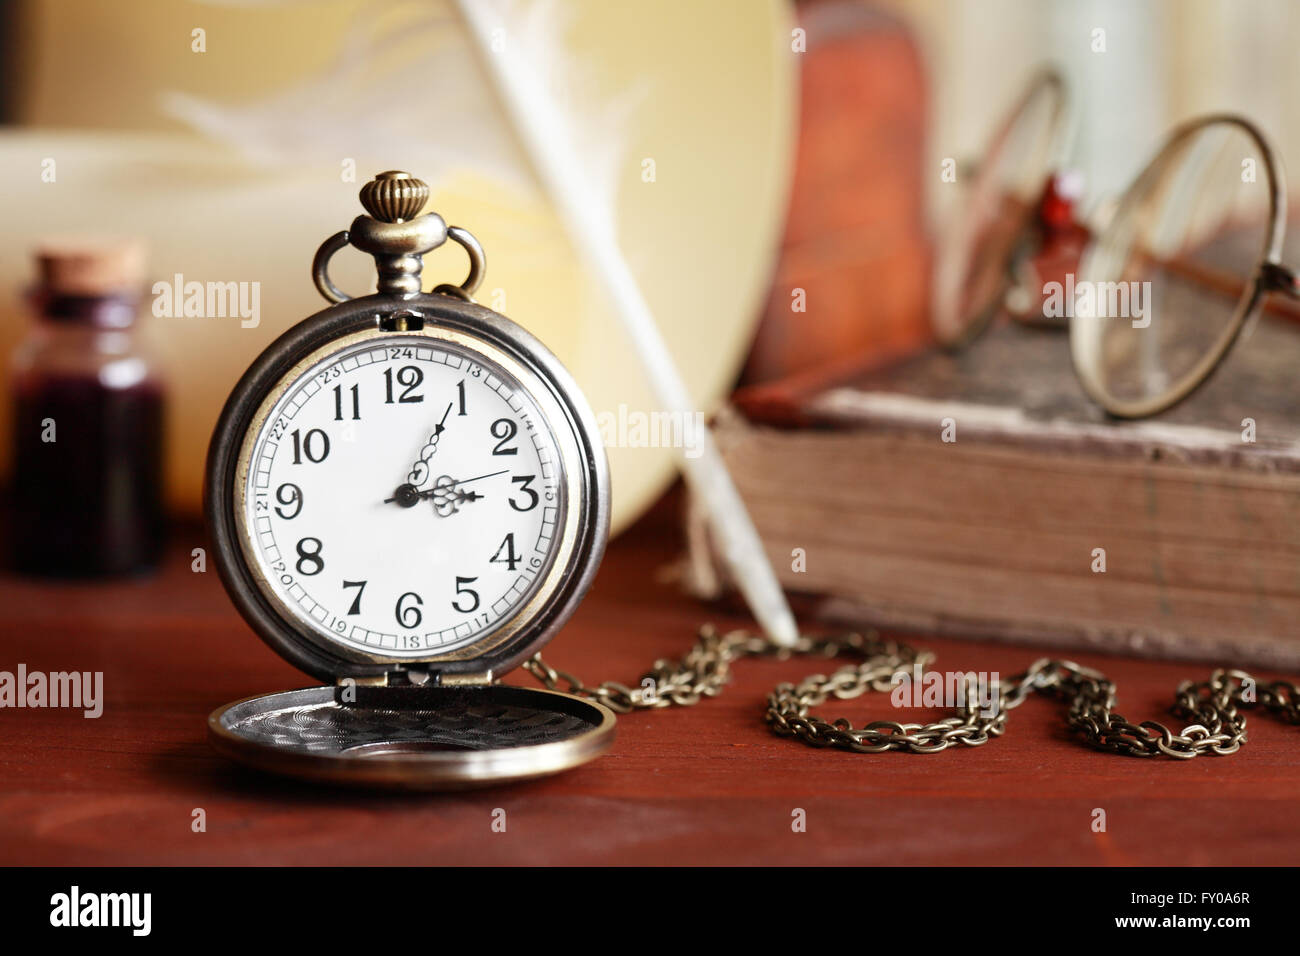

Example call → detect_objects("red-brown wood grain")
0 491 1297 866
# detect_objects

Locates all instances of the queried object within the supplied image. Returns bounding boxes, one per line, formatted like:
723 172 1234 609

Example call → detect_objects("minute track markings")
247 337 564 657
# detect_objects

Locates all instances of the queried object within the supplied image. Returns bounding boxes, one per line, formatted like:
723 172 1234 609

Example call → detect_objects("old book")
687 317 1300 669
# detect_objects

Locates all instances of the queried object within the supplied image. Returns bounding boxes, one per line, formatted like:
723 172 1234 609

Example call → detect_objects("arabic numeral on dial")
491 418 518 455
490 533 520 571
291 428 330 464
396 591 424 628
384 366 424 404
456 379 468 416
333 383 360 421
274 482 303 519
342 580 367 615
295 537 324 575
453 576 480 613
509 475 538 511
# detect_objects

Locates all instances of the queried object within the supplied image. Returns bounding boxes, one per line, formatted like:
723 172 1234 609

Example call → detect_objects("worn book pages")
689 317 1300 667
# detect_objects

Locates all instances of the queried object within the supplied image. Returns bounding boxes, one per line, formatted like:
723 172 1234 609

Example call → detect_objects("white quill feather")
164 2 530 188
167 0 798 645
454 0 797 645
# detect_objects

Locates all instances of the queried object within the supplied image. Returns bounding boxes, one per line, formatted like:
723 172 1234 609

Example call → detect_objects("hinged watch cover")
208 683 615 790
205 173 614 789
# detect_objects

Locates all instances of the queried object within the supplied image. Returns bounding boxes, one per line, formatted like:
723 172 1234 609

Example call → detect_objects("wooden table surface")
1 489 1297 866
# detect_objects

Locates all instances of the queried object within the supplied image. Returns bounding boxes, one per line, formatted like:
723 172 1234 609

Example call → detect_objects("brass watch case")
205 292 614 789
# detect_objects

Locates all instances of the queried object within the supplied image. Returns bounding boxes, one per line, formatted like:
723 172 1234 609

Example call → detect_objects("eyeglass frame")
1072 113 1300 419
934 70 1300 419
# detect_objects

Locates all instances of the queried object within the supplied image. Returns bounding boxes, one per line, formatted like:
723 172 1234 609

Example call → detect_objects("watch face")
238 333 566 659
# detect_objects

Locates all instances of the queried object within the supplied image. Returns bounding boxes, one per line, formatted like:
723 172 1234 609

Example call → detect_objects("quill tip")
761 605 800 648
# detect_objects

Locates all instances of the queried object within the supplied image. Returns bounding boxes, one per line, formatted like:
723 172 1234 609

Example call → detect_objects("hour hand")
384 476 483 515
428 475 479 516
385 483 423 508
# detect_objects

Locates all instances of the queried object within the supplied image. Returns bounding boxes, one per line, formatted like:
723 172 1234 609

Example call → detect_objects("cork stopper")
35 237 147 297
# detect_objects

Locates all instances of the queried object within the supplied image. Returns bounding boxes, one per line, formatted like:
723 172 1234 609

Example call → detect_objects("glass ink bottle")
10 240 166 576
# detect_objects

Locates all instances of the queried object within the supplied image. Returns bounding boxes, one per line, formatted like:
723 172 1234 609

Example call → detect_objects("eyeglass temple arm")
1259 261 1300 300
1134 251 1300 319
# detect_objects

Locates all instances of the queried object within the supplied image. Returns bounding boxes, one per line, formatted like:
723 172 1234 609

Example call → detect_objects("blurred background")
909 0 1300 223
1 0 1296 544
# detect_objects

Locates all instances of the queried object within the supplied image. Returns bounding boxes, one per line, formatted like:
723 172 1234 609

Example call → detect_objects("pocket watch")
205 171 614 789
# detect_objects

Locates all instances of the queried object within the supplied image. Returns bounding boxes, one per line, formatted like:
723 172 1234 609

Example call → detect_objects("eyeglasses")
933 68 1300 418
932 68 1072 349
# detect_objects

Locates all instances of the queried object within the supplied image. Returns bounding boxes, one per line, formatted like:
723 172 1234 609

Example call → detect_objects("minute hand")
404 402 454 485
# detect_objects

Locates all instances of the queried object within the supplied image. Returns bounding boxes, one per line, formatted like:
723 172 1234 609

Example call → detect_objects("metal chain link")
525 626 1300 757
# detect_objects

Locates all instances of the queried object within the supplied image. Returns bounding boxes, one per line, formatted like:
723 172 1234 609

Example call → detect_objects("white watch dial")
242 336 565 657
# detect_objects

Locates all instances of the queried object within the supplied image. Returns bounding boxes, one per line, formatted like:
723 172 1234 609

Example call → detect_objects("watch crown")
359 171 430 223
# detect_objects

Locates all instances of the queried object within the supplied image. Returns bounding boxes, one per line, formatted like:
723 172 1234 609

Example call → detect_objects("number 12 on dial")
244 337 562 659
